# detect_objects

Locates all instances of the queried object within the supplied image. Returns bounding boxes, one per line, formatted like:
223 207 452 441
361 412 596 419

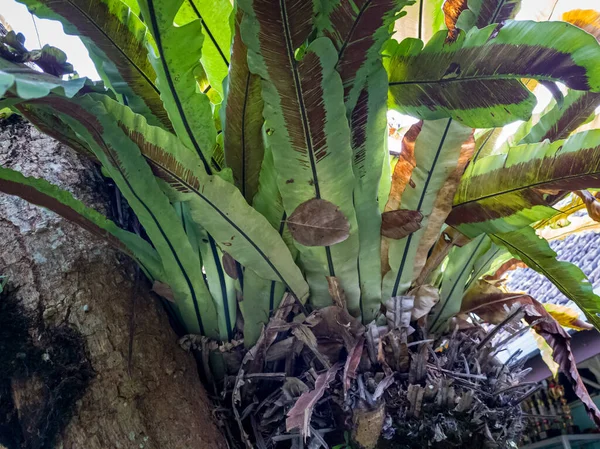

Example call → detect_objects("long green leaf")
222 12 264 203
39 94 220 338
137 0 217 172
453 0 521 31
241 142 290 346
96 95 309 304
382 119 473 299
0 165 163 280
174 0 233 98
322 0 411 320
491 226 600 328
322 0 412 111
177 202 236 341
448 129 600 237
386 21 600 128
17 0 170 129
520 90 600 144
239 0 362 314
429 235 490 333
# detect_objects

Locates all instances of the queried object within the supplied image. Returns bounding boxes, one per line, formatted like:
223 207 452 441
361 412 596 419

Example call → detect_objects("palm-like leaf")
16 0 171 129
239 0 362 314
387 21 600 128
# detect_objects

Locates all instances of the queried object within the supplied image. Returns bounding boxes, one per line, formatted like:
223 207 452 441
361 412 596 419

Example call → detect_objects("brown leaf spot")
286 178 294 184
381 209 423 239
287 198 350 246
221 252 238 279
151 281 175 302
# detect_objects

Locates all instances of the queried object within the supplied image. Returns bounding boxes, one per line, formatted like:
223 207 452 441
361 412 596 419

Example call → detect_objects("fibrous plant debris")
187 292 537 449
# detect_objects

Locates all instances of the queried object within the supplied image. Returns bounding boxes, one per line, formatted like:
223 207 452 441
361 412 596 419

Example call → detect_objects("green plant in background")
0 275 6 294
3 0 600 446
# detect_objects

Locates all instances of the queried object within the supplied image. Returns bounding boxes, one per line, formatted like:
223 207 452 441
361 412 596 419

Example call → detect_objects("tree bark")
0 118 227 449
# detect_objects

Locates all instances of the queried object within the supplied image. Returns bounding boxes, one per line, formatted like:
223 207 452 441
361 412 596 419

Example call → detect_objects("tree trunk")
0 118 227 449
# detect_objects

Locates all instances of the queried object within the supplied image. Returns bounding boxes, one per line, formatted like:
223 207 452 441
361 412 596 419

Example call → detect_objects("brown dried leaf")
384 122 420 212
222 252 239 279
574 190 600 222
525 302 600 427
292 324 331 369
151 281 175 302
381 329 410 373
407 384 425 418
485 258 527 282
409 284 439 320
461 281 600 426
411 132 474 283
414 227 470 287
409 344 428 384
343 336 365 396
287 198 350 246
286 363 342 438
381 209 423 239
443 0 468 41
307 305 364 357
326 275 347 309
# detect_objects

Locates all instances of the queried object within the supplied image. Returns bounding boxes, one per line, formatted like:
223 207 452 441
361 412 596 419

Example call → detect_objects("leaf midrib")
146 0 216 174
391 119 453 297
141 151 305 300
279 0 335 277
71 107 207 335
66 0 159 95
186 0 230 68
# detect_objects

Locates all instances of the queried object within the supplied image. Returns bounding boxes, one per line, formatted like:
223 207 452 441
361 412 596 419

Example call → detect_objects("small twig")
511 385 542 405
244 372 287 381
427 364 487 380
407 339 434 348
491 318 547 356
477 308 524 351
522 413 561 420
494 382 539 397
461 354 470 376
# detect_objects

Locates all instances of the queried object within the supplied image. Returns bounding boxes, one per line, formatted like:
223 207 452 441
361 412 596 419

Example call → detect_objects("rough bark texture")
0 118 227 449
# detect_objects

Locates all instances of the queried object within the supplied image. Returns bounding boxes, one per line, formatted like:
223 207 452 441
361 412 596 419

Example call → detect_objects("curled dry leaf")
381 209 423 239
307 305 364 357
343 336 365 396
485 258 527 282
287 198 350 247
544 303 594 331
326 275 347 309
222 252 239 279
409 284 439 321
443 0 468 41
574 190 600 222
151 281 175 302
414 227 470 287
385 122 420 212
461 280 600 426
531 328 560 378
286 362 342 439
